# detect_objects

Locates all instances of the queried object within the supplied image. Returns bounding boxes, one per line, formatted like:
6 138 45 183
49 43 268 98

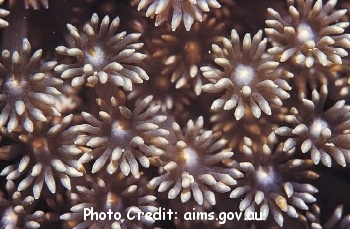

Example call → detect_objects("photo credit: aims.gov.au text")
83 207 265 225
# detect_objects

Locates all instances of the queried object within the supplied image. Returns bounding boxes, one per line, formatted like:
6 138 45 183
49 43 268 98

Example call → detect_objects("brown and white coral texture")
1 0 350 229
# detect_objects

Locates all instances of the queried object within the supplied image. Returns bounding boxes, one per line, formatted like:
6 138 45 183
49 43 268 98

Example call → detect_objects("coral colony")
2 0 350 229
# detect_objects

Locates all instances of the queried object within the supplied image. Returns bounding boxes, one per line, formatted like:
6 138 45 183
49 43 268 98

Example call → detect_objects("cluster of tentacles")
1 0 350 228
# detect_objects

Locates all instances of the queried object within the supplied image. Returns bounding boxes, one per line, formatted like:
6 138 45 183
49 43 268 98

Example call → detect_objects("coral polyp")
275 85 350 167
60 173 157 229
265 0 350 68
1 1 350 228
211 107 286 150
132 0 221 31
0 38 62 133
152 15 224 95
8 0 49 9
68 93 169 177
55 13 148 91
0 115 84 199
0 5 9 28
0 181 44 229
149 117 243 205
127 55 196 121
301 204 350 229
201 29 292 120
229 137 318 227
